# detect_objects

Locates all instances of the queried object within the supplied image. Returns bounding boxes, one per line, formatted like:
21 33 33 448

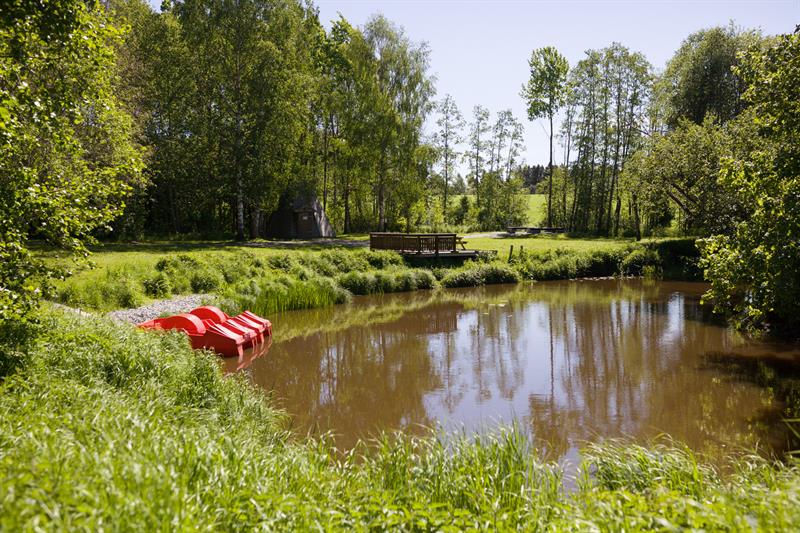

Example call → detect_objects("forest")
38 2 787 243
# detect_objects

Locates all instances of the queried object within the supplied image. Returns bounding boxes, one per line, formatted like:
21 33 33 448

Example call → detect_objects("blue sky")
148 0 799 167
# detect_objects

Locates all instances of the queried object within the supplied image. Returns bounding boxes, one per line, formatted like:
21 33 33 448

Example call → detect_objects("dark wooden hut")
263 193 335 239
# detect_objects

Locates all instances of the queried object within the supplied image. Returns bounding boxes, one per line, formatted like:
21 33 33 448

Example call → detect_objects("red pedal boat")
137 306 272 358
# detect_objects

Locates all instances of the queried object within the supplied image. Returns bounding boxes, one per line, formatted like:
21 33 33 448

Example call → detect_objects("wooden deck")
369 232 479 258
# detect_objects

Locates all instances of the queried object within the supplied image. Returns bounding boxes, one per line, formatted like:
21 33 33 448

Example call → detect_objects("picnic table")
506 227 566 235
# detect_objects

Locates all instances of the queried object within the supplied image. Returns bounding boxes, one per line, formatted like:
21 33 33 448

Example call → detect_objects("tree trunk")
249 209 260 239
343 178 351 234
235 172 245 241
322 117 329 211
443 130 449 220
562 108 573 225
632 192 641 241
547 113 554 227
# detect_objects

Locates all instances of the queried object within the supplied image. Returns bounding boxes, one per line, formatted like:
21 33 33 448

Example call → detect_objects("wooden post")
508 245 514 263
519 245 524 259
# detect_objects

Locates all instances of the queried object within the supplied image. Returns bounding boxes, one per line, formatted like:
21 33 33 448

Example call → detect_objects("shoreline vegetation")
1 306 799 529
49 237 701 317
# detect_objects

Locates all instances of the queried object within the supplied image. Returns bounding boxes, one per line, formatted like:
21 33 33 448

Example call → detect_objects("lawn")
466 234 635 254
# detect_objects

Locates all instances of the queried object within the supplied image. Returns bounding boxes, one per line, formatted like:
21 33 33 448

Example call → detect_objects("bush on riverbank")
1 309 799 529
337 268 437 295
440 261 520 287
514 248 630 280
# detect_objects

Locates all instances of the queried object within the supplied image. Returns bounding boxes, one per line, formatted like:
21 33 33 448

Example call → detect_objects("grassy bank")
1 309 799 529
48 237 701 316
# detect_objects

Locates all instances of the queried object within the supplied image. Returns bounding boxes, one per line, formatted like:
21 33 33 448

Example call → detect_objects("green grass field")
524 194 546 224
450 193 547 225
465 234 634 253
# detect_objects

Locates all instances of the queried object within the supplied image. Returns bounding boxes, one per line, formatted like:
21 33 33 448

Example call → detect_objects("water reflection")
248 280 797 458
220 339 272 375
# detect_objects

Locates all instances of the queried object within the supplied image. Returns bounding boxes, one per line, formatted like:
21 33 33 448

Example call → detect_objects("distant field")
524 194 546 224
465 234 634 254
450 194 546 225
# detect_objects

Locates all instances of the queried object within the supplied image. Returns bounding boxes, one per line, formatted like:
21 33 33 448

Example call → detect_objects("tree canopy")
700 29 800 335
1 0 142 322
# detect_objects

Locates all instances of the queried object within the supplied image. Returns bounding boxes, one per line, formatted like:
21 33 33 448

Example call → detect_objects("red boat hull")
137 306 272 358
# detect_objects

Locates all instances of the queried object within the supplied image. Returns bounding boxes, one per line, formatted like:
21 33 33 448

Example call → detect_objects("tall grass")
222 275 351 315
51 239 702 315
2 309 800 529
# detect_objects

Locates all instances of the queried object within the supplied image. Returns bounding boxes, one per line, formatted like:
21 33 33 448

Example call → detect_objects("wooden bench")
370 233 457 254
369 232 474 257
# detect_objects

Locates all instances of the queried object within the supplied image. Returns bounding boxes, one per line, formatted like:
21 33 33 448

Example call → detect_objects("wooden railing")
370 233 457 254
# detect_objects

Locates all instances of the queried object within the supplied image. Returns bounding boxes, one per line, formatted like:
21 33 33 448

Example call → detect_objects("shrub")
226 275 351 315
155 254 199 272
109 278 145 309
142 273 172 298
267 253 297 271
441 262 519 288
413 269 437 290
190 270 224 293
362 250 404 269
620 248 661 276
299 254 338 277
338 271 378 295
319 250 371 273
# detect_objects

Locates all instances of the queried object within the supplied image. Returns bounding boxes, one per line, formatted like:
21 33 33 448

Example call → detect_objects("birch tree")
433 94 464 219
522 47 569 226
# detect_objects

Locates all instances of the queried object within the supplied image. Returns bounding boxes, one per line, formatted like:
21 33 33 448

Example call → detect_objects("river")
244 279 800 461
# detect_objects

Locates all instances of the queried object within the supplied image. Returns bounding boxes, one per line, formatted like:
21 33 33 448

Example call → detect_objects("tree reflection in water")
248 280 794 458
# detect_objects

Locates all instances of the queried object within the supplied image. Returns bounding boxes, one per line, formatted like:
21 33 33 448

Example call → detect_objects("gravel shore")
106 294 213 324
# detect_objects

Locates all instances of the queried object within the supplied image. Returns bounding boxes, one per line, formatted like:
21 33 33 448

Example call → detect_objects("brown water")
247 279 800 460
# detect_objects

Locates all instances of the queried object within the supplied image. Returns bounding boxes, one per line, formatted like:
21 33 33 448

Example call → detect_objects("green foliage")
515 248 627 281
553 43 652 235
0 0 142 321
433 94 465 219
57 268 145 310
142 273 172 298
3 309 800 529
440 262 520 288
620 248 661 276
623 113 762 236
658 24 765 127
190 269 224 293
225 275 350 315
338 268 437 295
647 238 702 280
701 31 800 335
522 46 570 122
475 172 529 230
